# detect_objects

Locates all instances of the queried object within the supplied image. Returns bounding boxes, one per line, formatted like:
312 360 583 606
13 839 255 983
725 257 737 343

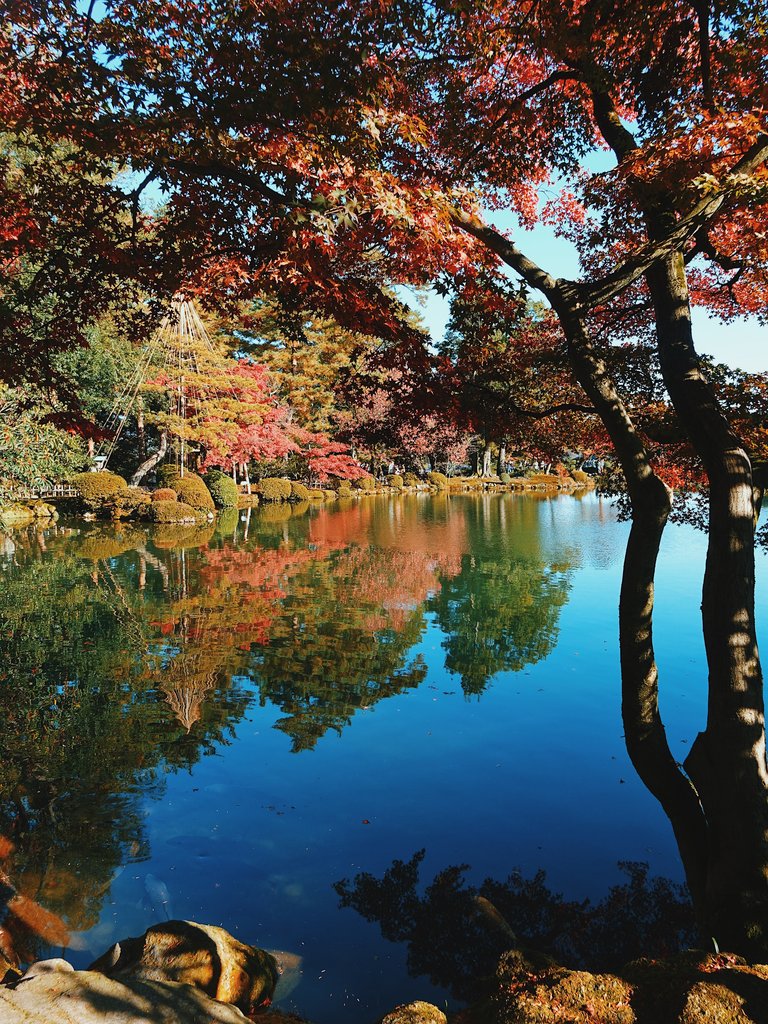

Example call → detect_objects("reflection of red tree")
1 837 71 972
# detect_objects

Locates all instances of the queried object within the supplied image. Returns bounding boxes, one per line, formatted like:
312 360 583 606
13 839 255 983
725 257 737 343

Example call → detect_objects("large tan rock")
89 920 279 1016
0 958 251 1023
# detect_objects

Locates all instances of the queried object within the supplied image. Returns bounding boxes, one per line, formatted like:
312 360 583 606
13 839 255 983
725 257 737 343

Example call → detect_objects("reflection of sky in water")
1 493 766 1023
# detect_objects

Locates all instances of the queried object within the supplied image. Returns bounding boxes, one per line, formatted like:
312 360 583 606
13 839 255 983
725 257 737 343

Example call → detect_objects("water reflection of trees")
335 851 696 1003
0 526 254 961
0 497 576 959
428 498 572 694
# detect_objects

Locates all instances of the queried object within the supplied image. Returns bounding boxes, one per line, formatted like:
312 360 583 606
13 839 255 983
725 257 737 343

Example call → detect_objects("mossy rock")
0 505 35 527
495 960 634 1024
149 499 201 523
173 473 215 511
203 469 240 509
31 501 58 519
378 1002 447 1024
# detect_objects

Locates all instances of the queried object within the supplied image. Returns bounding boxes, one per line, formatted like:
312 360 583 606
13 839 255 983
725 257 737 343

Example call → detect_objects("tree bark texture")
646 252 768 954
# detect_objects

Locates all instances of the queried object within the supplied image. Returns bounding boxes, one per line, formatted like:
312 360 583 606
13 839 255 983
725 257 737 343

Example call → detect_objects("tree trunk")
497 445 506 476
130 431 168 487
560 313 709 913
646 252 768 954
482 445 492 476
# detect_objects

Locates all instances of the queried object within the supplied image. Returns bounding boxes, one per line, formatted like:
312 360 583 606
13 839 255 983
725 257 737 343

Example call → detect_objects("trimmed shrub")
107 487 151 520
353 476 375 491
500 472 513 485
336 481 353 496
387 474 404 489
258 477 292 501
156 465 181 487
529 473 562 488
73 471 128 512
308 488 325 500
323 489 337 500
403 472 419 487
152 487 178 502
572 469 590 485
174 473 216 511
149 500 201 523
290 481 311 501
204 470 240 509
427 471 449 490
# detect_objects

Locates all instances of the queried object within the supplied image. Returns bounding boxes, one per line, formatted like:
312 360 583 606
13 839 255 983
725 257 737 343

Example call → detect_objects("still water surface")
0 492 753 1020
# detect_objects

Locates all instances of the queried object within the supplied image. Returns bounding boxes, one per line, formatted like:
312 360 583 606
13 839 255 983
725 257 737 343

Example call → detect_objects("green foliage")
152 487 178 502
173 473 215 511
427 471 449 489
403 472 420 487
353 476 375 491
73 471 128 511
203 470 240 508
290 481 311 501
337 481 353 496
572 469 589 485
149 499 201 523
500 472 513 485
156 465 182 487
308 488 325 499
323 489 337 500
387 474 404 488
258 477 292 501
0 390 89 498
104 487 151 520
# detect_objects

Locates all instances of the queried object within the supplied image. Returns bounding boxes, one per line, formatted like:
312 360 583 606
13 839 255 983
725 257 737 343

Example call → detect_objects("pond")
0 492 755 1021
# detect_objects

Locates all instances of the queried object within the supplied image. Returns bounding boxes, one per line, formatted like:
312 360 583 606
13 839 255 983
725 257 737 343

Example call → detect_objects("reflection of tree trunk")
131 431 168 486
647 252 768 954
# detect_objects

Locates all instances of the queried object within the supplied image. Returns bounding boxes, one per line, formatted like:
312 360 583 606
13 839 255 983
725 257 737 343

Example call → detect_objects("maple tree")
3 0 768 955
